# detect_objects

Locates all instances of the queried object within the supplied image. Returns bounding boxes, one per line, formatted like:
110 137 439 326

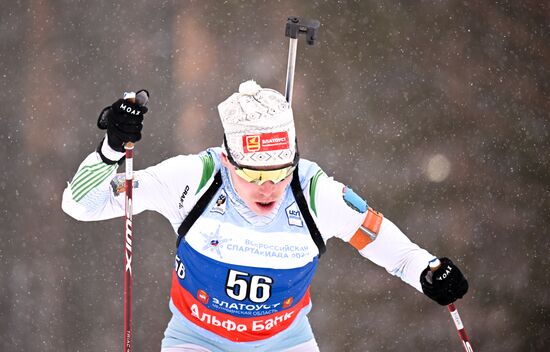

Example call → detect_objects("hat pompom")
239 80 262 96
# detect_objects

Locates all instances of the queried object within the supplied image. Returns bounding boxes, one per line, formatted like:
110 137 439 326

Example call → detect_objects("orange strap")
349 207 383 250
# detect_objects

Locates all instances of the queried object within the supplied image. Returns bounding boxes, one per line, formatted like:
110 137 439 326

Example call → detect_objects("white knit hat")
218 80 296 168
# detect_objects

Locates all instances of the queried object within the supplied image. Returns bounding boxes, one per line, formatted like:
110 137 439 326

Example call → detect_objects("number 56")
225 269 273 303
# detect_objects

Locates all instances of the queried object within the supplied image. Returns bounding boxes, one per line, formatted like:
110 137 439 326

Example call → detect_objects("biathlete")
62 80 468 351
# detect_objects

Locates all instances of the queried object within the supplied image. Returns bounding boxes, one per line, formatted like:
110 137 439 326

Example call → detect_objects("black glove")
420 257 469 305
96 90 149 164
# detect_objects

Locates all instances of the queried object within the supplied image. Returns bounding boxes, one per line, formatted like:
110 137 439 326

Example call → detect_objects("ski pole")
429 259 474 352
284 16 320 105
121 90 148 352
447 302 474 352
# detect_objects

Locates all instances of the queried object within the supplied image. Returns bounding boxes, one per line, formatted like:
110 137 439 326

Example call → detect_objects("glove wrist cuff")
97 136 125 165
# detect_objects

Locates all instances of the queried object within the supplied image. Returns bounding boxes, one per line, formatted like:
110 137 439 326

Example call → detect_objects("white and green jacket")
62 145 434 351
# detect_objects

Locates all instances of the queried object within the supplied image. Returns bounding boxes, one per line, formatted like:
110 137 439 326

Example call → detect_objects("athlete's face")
221 153 293 215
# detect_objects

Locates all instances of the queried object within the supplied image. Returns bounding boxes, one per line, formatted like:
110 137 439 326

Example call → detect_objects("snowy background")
1 1 549 351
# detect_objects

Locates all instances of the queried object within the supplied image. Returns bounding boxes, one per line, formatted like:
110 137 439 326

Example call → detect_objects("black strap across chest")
289 167 326 257
176 166 326 257
176 171 222 248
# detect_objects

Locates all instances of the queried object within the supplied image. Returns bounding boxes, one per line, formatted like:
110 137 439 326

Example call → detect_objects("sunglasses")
223 135 298 185
233 165 296 185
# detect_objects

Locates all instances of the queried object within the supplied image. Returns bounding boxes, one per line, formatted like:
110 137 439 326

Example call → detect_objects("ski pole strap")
290 166 326 257
176 170 223 247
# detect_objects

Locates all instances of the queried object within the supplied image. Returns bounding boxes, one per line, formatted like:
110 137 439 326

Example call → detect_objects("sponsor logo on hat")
244 135 261 152
242 131 290 153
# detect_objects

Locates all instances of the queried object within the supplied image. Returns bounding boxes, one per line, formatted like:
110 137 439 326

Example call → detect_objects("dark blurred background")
1 0 549 351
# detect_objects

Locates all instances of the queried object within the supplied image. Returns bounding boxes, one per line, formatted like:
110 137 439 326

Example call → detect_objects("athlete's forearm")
62 150 124 221
359 217 435 292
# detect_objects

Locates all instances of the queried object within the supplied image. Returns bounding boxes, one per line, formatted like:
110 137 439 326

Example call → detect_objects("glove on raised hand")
97 90 149 164
420 257 469 305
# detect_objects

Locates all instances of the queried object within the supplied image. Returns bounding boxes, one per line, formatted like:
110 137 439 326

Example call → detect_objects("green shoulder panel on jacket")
308 169 326 216
196 153 215 195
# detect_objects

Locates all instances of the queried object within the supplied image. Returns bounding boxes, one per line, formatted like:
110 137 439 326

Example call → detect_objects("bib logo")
197 289 209 304
286 202 303 227
282 297 293 308
211 190 227 214
201 226 230 259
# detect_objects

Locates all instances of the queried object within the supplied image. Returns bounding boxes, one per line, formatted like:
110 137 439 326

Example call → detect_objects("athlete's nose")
257 181 275 196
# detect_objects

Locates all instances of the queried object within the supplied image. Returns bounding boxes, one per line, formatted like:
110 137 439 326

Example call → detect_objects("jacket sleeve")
357 218 435 292
61 147 204 227
309 171 435 292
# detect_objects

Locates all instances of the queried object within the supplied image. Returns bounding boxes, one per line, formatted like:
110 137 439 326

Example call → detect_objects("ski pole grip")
429 258 442 272
122 90 149 149
123 90 149 106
